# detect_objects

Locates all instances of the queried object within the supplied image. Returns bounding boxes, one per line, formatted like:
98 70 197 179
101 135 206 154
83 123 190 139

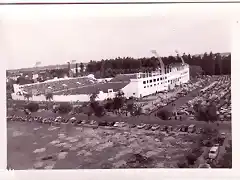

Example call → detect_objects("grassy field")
7 121 200 169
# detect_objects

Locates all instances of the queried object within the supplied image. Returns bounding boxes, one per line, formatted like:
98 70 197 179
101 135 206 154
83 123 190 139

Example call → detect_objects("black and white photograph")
4 3 232 170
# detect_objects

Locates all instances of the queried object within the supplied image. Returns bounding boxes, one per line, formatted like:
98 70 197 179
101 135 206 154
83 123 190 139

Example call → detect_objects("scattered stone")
41 155 54 161
57 152 68 160
69 146 78 151
69 138 78 143
155 162 165 168
33 148 46 153
146 151 159 158
48 127 60 131
33 162 44 168
108 157 114 161
12 131 23 137
63 143 72 149
49 140 61 145
85 152 92 156
113 160 126 168
44 164 55 169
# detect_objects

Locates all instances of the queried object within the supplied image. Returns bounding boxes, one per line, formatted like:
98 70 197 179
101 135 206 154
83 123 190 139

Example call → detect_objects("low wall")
11 91 116 102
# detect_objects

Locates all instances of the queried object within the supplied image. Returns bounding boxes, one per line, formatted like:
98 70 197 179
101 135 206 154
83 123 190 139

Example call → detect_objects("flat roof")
53 81 129 95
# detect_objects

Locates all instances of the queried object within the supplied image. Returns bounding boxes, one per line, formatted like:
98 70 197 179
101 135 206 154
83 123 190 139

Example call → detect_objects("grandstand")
15 75 98 96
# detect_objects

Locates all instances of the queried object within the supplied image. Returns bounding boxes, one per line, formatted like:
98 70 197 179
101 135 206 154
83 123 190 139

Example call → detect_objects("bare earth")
7 121 200 169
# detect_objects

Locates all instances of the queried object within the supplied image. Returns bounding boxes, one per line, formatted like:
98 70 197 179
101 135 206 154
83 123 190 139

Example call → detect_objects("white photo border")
1 1 239 179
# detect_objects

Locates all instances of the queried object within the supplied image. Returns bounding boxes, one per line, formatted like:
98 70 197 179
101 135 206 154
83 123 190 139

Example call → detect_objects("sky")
1 3 236 70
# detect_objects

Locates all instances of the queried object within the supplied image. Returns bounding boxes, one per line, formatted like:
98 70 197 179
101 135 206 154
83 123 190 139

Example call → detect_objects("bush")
156 109 171 120
72 105 83 114
186 153 198 165
58 103 72 114
25 102 39 112
94 105 105 117
177 160 189 168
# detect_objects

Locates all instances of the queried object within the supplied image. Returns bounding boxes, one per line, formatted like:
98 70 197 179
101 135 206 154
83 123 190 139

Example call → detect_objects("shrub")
25 102 39 112
72 105 83 114
94 105 105 117
156 109 171 120
186 153 198 165
58 103 72 114
177 160 189 168
45 92 53 101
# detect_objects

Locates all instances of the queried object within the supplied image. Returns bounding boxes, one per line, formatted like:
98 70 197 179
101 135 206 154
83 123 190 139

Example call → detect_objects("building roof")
110 74 136 82
54 81 129 95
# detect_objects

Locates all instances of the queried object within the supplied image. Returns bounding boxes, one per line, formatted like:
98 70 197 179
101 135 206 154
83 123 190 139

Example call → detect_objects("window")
150 85 152 87
165 77 167 79
168 80 170 83
133 93 136 95
147 85 149 87
144 86 146 88
147 80 149 83
150 80 152 83
157 78 159 81
143 81 146 84
154 79 156 82
158 83 159 85
154 84 156 86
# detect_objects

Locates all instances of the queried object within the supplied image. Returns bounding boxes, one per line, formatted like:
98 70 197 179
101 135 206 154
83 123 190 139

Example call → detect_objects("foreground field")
8 121 200 169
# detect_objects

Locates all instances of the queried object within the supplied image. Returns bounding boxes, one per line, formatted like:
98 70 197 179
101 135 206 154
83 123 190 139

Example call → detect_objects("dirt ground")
7 121 199 169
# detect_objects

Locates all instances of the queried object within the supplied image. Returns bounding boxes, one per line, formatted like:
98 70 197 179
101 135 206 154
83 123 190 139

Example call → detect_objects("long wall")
11 91 116 102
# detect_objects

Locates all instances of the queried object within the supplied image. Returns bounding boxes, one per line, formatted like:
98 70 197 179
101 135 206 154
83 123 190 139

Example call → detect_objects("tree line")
7 52 231 87
86 52 231 78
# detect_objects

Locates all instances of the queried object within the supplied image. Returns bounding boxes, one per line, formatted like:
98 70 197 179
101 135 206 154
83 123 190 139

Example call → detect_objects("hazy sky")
1 4 235 70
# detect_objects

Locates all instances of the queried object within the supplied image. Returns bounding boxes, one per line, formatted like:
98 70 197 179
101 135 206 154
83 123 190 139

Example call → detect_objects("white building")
121 63 190 98
11 63 190 102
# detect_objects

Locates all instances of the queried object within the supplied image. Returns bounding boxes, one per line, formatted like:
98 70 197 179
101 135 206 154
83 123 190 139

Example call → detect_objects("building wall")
122 64 190 98
11 90 117 102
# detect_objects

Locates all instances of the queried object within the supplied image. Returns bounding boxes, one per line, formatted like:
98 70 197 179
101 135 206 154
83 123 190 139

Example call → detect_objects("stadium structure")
11 50 190 101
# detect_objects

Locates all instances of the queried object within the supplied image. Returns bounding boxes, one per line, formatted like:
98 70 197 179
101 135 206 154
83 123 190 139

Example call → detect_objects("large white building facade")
122 63 190 98
10 63 190 102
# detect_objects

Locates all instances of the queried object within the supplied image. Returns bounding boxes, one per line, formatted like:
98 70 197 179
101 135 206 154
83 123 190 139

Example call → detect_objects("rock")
33 148 46 153
57 152 68 160
41 155 54 161
49 140 61 145
34 162 44 168
113 160 126 168
69 146 78 151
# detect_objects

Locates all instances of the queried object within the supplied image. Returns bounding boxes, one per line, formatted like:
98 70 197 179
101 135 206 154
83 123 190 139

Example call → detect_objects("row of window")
143 76 186 88
143 77 167 84
144 82 163 88
143 71 188 85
